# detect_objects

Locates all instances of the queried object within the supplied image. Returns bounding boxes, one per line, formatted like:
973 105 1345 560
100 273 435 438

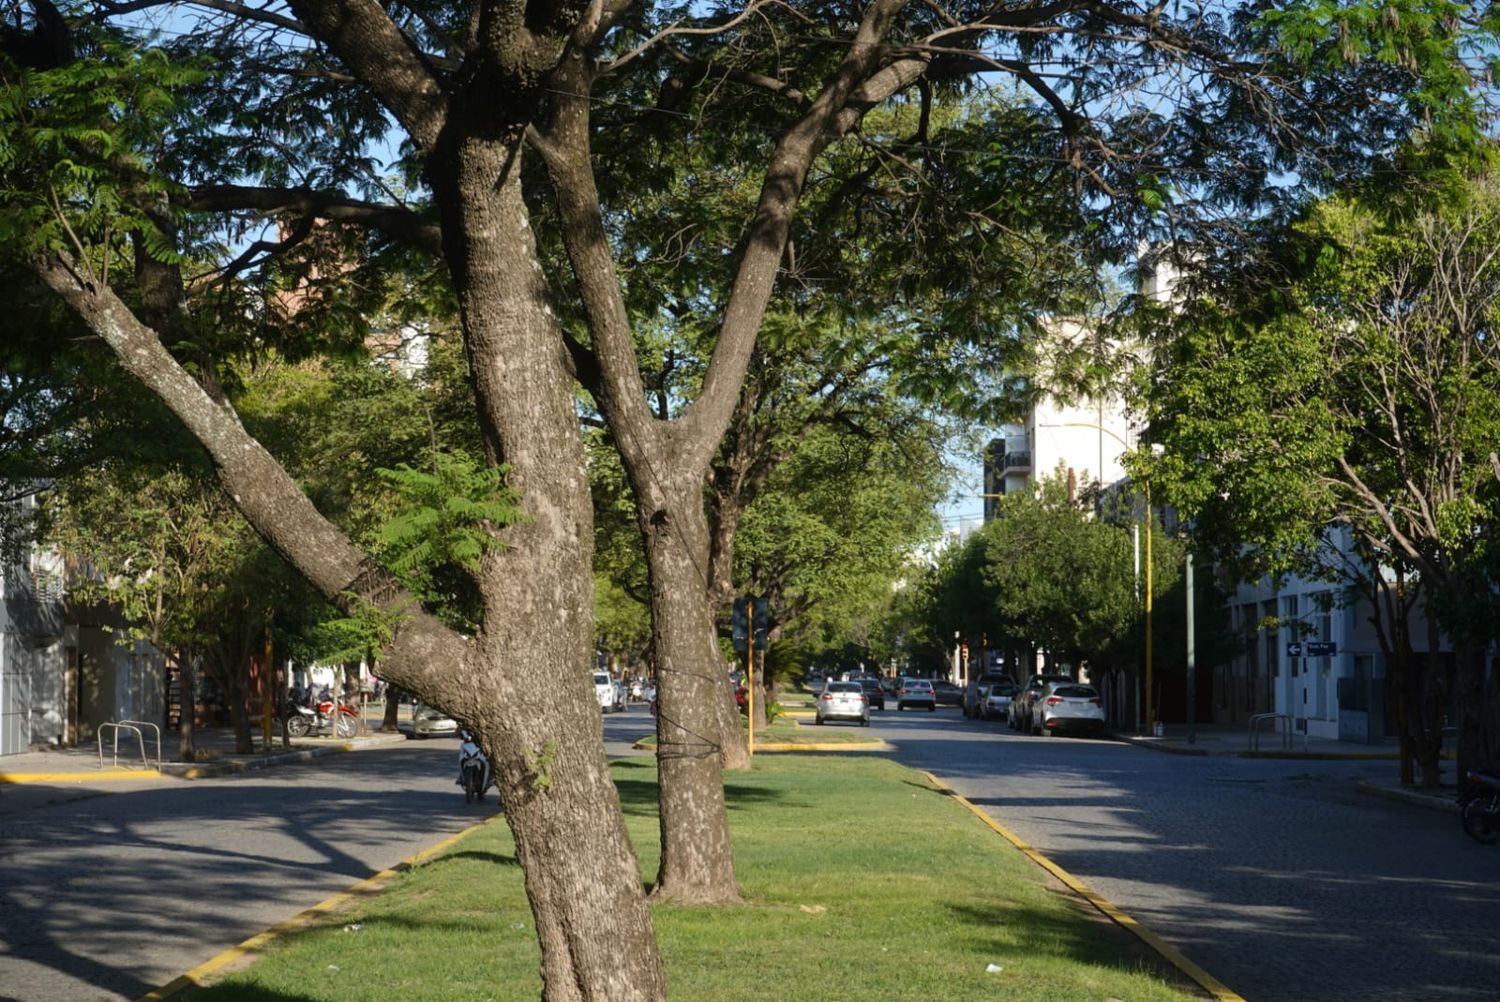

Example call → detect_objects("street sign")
1286 641 1338 657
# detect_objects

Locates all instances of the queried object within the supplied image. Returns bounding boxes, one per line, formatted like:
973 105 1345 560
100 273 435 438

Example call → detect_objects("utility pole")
1186 552 1196 745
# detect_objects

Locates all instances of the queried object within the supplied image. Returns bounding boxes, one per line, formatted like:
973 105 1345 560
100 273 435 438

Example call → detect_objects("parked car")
858 677 885 710
880 677 900 696
929 679 964 707
1030 681 1106 736
963 671 1010 718
896 678 936 711
408 703 459 739
981 682 1016 720
1010 673 1075 731
815 680 870 726
594 672 625 713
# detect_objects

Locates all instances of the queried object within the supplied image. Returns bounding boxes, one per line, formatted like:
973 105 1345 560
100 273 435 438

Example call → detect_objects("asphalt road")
0 740 486 1002
0 706 660 1002
873 705 1500 1002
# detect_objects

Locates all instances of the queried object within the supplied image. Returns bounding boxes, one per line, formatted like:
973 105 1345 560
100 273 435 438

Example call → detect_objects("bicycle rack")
98 720 163 772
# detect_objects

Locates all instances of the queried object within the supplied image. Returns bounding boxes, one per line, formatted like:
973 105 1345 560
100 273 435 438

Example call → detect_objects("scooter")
458 731 495 804
1460 770 1500 844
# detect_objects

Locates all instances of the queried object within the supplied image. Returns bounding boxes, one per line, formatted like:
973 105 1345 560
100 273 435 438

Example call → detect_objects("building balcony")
1001 450 1032 473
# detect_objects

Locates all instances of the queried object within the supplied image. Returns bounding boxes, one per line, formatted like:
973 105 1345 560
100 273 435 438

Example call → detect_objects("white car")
1031 682 1106 736
408 704 459 739
980 683 1015 720
594 672 626 713
815 680 869 726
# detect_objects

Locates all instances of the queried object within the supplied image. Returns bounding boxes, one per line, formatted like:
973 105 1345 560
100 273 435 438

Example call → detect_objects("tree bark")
427 129 667 998
636 479 741 905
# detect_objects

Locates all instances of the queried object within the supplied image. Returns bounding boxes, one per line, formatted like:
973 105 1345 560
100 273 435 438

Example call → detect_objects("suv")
1010 673 1074 732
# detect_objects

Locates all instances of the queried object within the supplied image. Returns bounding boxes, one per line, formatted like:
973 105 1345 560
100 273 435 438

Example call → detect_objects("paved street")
0 740 485 1002
876 707 1500 1002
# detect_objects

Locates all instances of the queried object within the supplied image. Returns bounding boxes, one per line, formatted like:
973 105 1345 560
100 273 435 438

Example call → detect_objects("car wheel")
927 704 935 712
861 718 870 727
815 716 824 725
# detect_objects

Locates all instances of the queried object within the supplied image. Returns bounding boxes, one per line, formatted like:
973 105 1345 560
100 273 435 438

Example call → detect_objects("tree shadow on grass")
420 849 519 868
944 899 1189 988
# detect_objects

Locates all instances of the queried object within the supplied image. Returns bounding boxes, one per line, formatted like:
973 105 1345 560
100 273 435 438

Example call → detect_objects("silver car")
815 680 870 726
980 683 1015 720
1030 681 1106 736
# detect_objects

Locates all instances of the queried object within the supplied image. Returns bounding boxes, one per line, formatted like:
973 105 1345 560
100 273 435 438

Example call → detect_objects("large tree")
1141 174 1500 786
5 1 1496 996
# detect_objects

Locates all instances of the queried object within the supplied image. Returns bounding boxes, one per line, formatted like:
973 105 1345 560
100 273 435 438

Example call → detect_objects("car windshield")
905 680 932 690
1052 685 1097 698
593 674 610 685
828 682 862 693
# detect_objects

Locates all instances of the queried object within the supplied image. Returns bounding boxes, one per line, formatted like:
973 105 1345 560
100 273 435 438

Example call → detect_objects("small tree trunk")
640 490 740 905
178 655 197 763
381 686 401 733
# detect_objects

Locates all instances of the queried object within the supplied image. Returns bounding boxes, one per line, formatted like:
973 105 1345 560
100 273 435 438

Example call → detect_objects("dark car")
858 677 886 710
929 679 963 707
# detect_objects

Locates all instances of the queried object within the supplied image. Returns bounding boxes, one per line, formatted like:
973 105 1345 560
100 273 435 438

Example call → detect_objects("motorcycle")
284 694 358 738
1459 770 1500 844
458 731 494 804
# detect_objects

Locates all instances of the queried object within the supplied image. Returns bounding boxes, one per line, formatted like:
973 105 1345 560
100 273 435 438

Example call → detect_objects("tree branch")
186 184 443 253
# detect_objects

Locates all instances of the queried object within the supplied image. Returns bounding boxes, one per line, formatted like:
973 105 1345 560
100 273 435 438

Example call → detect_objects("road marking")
920 770 1246 1002
136 813 505 1000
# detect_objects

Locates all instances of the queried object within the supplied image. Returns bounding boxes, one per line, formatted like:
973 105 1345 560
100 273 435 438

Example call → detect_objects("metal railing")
98 720 162 772
1248 712 1308 752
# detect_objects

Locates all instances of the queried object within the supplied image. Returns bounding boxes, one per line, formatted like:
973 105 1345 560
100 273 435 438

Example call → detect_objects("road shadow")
0 742 475 999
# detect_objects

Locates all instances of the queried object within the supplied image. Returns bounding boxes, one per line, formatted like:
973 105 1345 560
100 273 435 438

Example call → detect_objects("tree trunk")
381 685 401 733
638 483 741 905
430 132 667 998
178 655 197 763
226 661 254 755
37 132 668 1000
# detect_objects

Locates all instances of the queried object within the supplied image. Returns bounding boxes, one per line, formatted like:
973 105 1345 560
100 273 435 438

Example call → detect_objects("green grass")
195 755 1204 1001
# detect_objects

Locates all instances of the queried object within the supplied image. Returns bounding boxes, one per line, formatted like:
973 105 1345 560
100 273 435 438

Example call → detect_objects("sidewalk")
1111 721 1400 759
0 724 409 814
1114 723 1459 814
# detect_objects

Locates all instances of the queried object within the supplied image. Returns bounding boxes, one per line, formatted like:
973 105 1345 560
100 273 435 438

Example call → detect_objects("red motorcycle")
284 695 358 738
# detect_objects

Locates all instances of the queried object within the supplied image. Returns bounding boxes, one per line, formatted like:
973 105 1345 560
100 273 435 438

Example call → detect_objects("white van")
594 672 624 713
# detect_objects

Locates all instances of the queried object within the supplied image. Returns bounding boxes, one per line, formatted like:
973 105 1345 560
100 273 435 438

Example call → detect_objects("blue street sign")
1306 641 1337 657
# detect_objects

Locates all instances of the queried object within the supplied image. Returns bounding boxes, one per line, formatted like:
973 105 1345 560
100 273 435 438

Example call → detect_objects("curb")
137 811 505 1000
1111 733 1400 761
1355 780 1458 814
631 738 887 753
920 770 1245 1002
0 767 166 784
176 742 354 779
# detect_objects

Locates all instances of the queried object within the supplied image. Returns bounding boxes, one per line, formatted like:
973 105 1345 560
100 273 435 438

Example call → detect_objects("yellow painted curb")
137 812 505 1000
920 771 1246 1002
0 769 162 784
753 740 887 752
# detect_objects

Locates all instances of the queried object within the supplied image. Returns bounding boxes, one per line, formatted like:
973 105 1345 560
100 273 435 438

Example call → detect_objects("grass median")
193 754 1203 1001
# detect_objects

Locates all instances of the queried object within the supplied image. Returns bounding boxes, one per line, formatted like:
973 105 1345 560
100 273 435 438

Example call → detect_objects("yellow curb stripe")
753 741 886 752
136 813 504 1001
0 769 162 784
920 770 1245 1002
